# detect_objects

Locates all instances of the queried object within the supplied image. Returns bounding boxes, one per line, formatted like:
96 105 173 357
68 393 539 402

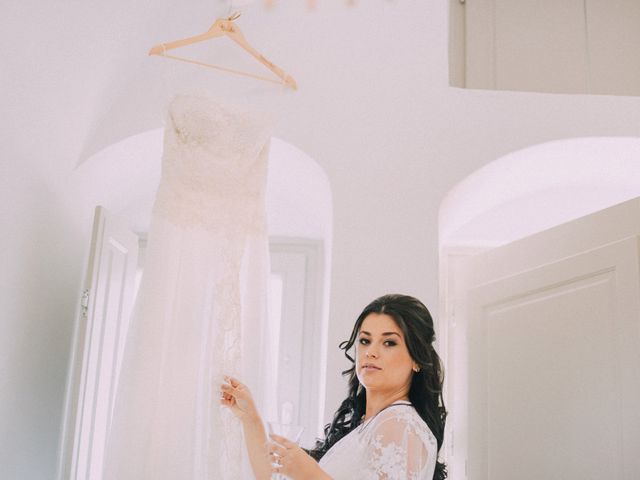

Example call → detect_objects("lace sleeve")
360 407 432 480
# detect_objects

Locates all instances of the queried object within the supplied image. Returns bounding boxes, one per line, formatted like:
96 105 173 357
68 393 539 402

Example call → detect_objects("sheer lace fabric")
102 95 274 480
319 403 437 480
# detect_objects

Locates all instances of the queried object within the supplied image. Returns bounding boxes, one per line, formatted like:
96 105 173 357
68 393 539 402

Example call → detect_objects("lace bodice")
153 94 274 233
319 403 438 480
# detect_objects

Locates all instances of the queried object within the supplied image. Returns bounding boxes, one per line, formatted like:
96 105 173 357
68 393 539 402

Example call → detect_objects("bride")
220 294 448 480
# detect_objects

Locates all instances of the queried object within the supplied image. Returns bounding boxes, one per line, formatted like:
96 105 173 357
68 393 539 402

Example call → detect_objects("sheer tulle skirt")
102 212 273 479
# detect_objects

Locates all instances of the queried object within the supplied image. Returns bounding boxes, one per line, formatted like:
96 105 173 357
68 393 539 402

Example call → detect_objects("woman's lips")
362 365 381 371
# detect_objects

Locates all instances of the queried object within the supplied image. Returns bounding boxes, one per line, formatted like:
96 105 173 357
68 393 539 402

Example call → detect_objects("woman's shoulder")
358 404 438 479
365 403 437 448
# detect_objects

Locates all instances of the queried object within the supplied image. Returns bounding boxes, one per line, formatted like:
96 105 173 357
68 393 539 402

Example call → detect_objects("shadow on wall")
1 161 86 478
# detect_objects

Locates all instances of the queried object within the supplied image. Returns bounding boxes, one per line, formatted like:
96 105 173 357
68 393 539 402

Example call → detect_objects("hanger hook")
225 0 241 20
223 0 240 21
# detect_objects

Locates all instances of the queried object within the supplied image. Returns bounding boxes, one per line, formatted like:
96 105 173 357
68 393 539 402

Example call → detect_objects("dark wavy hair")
307 294 447 480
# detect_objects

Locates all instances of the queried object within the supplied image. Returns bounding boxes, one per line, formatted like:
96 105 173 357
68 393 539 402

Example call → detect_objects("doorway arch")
439 136 640 248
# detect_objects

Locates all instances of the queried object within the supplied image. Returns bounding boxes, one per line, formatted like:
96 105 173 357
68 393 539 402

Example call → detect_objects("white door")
58 206 139 480
452 198 640 480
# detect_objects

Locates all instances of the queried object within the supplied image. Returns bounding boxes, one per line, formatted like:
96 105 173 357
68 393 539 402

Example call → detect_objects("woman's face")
355 312 415 395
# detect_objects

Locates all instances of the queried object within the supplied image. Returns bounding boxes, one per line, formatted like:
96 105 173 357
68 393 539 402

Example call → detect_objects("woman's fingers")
220 383 234 393
219 384 234 400
267 435 295 473
267 441 288 457
268 438 310 477
220 378 242 397
224 375 242 388
218 376 252 420
268 441 288 475
221 376 246 398
218 375 260 421
268 440 319 478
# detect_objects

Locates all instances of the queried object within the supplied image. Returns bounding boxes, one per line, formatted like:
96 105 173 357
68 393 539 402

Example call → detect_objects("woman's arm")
240 414 271 480
220 377 271 480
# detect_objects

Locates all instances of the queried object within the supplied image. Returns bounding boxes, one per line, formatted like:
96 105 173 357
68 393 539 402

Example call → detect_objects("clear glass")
267 421 305 480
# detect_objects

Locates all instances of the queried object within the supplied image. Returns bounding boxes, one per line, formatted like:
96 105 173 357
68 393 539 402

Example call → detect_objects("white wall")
2 1 640 477
0 162 84 478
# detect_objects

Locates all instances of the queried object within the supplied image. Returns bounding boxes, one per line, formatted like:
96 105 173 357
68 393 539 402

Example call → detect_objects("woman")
220 294 447 479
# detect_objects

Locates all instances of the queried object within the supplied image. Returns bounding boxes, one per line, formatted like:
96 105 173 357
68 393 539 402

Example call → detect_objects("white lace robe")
319 402 438 480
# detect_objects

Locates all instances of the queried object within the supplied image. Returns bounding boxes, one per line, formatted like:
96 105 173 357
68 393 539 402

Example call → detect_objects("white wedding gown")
318 402 438 480
102 94 274 480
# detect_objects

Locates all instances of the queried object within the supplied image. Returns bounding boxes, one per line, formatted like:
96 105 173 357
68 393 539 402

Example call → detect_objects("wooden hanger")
149 12 297 90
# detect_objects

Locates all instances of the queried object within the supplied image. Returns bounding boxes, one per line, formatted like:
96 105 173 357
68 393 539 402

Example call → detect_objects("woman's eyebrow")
359 331 401 337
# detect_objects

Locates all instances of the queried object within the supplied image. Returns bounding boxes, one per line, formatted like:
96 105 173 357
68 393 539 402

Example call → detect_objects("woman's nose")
365 349 378 359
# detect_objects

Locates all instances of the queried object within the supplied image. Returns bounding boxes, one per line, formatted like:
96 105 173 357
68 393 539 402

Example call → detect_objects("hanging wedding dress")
318 402 438 480
102 94 274 480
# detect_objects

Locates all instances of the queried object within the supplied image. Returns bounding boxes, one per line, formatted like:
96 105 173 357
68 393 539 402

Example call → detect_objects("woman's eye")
384 341 397 347
358 338 369 345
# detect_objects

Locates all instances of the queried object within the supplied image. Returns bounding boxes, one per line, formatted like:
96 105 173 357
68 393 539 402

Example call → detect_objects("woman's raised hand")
219 376 259 422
